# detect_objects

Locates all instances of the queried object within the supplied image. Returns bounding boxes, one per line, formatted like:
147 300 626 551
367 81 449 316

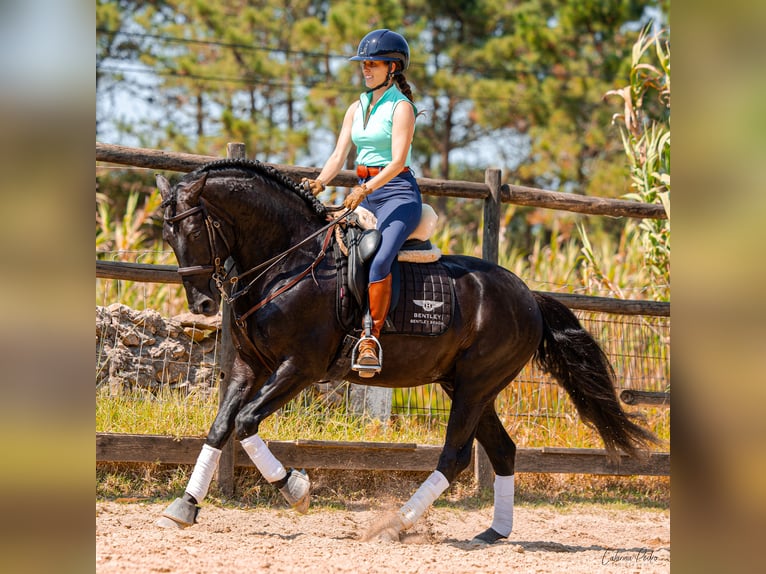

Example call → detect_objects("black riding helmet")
349 29 410 73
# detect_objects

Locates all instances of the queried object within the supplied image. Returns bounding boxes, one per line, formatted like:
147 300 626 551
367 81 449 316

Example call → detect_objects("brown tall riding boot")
357 274 393 369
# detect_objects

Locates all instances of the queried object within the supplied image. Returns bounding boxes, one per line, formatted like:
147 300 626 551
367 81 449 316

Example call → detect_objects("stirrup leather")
351 335 382 378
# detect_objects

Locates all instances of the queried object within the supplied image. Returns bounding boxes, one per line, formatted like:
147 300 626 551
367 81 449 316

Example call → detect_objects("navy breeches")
359 171 422 283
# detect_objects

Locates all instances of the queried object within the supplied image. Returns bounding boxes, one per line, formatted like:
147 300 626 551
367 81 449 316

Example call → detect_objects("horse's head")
157 172 227 316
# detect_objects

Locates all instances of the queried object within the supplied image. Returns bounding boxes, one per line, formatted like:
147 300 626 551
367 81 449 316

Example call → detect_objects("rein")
233 217 340 324
223 209 349 307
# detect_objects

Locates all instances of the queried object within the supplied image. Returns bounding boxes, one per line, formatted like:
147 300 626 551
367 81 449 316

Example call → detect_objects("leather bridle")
164 197 351 359
164 201 232 280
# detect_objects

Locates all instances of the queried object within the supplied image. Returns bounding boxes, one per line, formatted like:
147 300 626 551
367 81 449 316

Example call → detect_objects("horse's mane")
188 158 328 218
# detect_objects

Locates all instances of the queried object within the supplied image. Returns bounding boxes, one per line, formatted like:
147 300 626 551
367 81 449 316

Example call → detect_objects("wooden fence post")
482 168 501 265
216 142 246 497
474 168 502 491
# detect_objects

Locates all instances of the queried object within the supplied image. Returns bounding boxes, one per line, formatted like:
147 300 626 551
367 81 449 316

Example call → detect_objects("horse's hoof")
362 511 406 542
375 526 401 543
156 515 188 529
158 497 199 528
279 469 311 514
469 527 507 546
292 492 311 514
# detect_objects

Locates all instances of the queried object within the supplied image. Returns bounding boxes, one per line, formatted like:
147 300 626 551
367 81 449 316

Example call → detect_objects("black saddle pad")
388 261 453 336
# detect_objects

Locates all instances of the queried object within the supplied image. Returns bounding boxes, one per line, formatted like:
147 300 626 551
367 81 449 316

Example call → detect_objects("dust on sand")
96 500 669 573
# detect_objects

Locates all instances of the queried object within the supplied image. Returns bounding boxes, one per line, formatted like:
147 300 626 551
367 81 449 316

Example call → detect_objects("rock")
96 305 220 393
173 312 222 331
134 309 167 336
121 331 141 347
183 327 207 342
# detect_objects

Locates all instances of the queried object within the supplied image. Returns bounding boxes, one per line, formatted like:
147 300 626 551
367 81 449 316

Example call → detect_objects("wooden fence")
96 141 670 492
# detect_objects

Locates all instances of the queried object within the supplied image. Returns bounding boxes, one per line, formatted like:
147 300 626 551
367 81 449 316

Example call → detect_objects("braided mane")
188 158 327 218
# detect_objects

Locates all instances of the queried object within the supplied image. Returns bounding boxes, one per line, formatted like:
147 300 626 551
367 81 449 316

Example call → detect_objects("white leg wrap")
490 474 515 537
240 434 287 483
399 470 450 529
185 444 222 503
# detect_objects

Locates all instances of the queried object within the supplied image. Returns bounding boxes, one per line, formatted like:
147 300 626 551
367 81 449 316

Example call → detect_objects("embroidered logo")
389 262 452 335
413 300 444 313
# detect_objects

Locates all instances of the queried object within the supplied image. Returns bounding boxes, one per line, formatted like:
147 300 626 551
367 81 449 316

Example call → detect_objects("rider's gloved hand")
300 178 325 196
343 184 371 210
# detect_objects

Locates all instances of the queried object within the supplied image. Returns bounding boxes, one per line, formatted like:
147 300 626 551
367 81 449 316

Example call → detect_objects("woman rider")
302 29 422 376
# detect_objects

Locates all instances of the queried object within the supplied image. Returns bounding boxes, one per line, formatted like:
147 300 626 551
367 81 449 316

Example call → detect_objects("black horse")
154 159 658 544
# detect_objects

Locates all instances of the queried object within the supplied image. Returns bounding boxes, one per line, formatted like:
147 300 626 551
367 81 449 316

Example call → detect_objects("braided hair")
190 158 327 218
395 73 414 103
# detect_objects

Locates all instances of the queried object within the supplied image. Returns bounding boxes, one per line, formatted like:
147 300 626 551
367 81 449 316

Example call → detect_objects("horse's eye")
190 229 202 240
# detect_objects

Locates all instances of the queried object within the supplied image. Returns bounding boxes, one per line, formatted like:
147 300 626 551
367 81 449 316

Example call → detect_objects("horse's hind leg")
363 394 486 542
470 405 517 545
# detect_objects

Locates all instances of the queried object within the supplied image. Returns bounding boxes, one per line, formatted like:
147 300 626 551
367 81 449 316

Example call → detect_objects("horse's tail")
532 292 661 462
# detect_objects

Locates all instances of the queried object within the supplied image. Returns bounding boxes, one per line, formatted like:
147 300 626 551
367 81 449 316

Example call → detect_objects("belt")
356 165 409 178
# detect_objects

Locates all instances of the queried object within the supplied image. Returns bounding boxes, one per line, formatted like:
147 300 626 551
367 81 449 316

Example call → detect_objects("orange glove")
300 177 325 196
343 184 370 210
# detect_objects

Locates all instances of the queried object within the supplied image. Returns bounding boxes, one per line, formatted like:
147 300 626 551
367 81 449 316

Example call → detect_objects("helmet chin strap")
366 62 397 93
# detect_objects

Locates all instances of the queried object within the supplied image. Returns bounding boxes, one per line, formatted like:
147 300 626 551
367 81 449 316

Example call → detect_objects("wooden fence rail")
96 141 670 490
97 433 670 477
620 390 671 406
96 142 667 220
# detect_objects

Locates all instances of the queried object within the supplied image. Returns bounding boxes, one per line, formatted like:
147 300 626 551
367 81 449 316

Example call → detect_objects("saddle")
338 204 442 309
327 204 454 380
344 224 381 308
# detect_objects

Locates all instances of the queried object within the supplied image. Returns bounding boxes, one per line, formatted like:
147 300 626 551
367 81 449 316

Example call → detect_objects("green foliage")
97 385 218 438
97 381 668 448
603 24 670 300
97 0 668 198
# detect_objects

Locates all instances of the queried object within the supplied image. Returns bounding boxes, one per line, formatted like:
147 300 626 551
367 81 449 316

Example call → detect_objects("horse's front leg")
234 359 316 514
157 357 262 529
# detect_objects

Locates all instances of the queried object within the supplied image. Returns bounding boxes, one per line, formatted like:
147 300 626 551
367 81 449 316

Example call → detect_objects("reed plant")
603 23 670 302
97 186 188 315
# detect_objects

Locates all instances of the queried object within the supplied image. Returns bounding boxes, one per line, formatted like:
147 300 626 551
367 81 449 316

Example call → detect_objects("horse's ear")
178 173 208 203
156 174 172 201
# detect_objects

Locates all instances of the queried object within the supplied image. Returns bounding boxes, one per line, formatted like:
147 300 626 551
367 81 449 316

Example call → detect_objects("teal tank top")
351 84 415 167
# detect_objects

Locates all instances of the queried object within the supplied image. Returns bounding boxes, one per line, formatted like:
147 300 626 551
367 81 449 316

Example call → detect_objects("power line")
99 64 319 90
97 26 576 80
97 27 346 61
98 63 368 99
98 63 530 106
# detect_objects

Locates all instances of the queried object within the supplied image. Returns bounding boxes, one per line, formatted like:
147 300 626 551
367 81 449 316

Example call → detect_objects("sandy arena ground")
96 500 669 573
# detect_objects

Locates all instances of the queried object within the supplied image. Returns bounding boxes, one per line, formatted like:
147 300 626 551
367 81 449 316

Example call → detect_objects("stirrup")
351 335 382 378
